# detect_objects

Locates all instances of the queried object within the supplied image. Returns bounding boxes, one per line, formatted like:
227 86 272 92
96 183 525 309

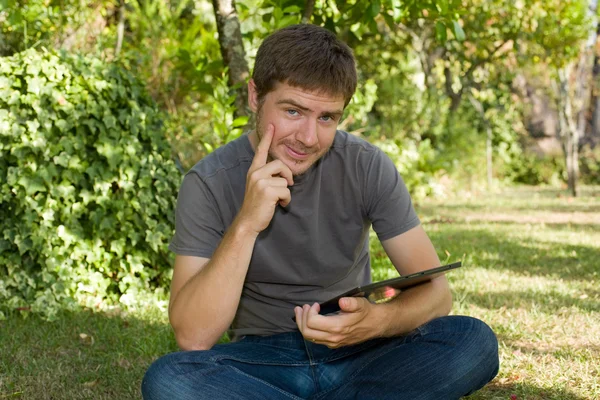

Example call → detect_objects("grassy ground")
1 186 598 399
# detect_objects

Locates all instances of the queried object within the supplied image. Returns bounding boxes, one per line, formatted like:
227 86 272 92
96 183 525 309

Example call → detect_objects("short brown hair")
252 24 357 107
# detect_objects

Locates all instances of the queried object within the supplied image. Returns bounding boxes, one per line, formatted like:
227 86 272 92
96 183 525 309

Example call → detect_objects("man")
142 24 499 399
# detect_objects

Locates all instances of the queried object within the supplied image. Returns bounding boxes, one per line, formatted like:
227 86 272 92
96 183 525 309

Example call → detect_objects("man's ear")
248 79 259 113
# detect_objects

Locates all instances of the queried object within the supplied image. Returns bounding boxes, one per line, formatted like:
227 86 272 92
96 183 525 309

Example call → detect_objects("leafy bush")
0 49 181 319
579 144 600 184
0 0 93 56
373 137 446 200
507 153 565 185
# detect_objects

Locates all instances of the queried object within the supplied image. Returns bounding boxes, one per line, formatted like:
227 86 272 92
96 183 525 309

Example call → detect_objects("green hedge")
0 49 181 319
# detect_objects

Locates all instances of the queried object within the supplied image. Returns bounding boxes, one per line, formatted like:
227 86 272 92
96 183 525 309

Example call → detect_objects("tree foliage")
0 0 597 316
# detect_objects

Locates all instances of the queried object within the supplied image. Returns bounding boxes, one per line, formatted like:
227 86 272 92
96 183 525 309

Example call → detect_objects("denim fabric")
142 316 499 400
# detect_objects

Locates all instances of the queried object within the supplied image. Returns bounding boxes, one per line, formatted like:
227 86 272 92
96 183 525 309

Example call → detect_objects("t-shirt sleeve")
363 148 420 241
168 172 224 258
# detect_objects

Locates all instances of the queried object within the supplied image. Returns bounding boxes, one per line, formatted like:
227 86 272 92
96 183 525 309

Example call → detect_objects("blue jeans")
142 316 499 400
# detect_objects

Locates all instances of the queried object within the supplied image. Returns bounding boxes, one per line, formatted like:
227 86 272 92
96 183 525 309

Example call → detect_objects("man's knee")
142 351 217 400
464 316 499 369
142 353 182 400
449 316 499 391
427 315 498 353
421 316 499 391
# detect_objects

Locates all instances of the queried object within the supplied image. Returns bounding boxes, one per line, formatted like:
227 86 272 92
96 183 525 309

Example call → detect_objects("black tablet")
316 262 462 316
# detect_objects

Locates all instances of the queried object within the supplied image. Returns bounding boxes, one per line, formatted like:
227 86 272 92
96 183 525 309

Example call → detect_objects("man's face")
250 81 346 177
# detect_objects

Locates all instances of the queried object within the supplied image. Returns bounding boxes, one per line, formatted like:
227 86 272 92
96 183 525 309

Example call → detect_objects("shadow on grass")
473 381 590 400
423 216 600 232
464 287 600 314
417 205 600 219
419 202 600 217
0 308 178 400
427 225 598 282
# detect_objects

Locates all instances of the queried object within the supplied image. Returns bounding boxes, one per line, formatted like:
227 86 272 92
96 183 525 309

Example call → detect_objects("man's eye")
287 109 299 116
320 116 333 122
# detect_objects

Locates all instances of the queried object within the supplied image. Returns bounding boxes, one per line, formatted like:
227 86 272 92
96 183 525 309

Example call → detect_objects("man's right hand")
237 124 294 235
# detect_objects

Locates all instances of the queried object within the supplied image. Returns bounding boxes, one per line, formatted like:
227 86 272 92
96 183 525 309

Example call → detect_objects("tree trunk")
115 0 126 57
468 94 493 188
557 66 579 197
302 0 316 24
570 0 598 195
211 0 250 121
589 22 600 145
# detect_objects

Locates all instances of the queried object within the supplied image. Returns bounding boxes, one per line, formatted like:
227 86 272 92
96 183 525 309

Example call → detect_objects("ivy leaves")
0 49 180 319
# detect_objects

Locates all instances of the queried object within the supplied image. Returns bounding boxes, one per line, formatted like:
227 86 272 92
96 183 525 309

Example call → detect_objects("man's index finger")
253 125 274 168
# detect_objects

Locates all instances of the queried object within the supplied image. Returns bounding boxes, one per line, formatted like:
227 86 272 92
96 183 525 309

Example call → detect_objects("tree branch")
463 38 512 81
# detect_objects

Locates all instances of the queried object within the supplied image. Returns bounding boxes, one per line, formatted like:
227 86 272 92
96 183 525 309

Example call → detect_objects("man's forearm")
169 218 258 350
374 276 453 338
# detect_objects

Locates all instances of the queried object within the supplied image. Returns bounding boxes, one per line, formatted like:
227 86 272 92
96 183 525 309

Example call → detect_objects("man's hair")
252 24 357 107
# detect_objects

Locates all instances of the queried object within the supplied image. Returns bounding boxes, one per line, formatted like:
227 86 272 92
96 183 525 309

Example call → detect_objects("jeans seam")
210 354 307 366
303 339 320 394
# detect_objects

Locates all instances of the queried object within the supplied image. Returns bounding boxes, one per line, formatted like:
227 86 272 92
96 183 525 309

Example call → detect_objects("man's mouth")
285 145 311 160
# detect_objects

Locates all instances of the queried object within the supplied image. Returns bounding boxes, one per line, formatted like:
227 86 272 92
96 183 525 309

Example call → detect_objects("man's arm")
294 225 452 347
169 125 293 351
376 224 452 336
168 219 259 351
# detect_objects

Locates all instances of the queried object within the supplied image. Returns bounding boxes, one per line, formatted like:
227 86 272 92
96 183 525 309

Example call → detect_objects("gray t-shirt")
169 130 420 340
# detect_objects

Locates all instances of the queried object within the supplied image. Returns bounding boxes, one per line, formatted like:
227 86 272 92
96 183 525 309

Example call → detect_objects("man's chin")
288 164 310 177
273 158 307 177
272 149 327 177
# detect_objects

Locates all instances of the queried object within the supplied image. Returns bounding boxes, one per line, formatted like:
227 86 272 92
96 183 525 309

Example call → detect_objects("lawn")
1 186 598 399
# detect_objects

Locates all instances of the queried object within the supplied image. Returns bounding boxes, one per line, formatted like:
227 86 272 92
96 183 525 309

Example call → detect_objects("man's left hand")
294 297 385 348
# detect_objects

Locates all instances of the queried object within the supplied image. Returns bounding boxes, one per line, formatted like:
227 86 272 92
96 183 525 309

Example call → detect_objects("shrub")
579 144 600 184
0 49 181 319
373 137 446 200
507 153 565 186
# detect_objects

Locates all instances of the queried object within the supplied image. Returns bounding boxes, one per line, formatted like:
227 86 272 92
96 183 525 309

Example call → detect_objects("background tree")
522 0 594 196
212 0 251 120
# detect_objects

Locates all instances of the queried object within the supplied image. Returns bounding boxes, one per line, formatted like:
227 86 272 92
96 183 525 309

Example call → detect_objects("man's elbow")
174 332 215 351
171 320 218 351
176 339 211 352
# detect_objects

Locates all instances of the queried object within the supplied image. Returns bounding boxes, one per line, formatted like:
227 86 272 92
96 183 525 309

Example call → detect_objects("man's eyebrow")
276 98 311 112
276 98 343 117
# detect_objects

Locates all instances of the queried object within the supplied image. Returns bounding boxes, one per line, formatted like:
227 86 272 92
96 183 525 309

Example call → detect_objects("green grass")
1 186 599 399
417 186 600 399
0 306 177 399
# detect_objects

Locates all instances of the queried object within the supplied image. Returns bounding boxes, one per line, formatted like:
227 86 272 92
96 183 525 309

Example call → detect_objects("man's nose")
296 119 318 147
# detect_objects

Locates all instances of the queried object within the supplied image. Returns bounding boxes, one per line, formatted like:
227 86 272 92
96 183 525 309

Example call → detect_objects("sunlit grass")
1 186 598 399
374 186 600 399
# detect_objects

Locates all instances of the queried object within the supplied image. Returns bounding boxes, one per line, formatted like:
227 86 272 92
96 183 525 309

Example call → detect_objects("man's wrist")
231 214 260 240
371 299 403 338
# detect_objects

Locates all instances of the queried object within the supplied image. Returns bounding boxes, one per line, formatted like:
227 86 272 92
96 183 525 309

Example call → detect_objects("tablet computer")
316 262 462 316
